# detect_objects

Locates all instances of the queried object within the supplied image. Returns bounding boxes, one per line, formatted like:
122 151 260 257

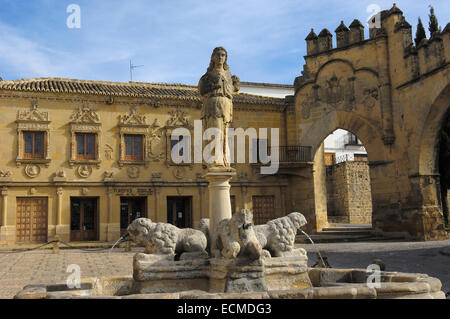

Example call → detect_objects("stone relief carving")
104 144 114 160
325 75 344 106
25 165 40 178
173 166 186 180
70 104 100 123
0 170 12 178
119 107 147 126
104 171 114 181
166 109 192 128
362 88 379 110
78 165 93 178
127 166 140 179
17 100 49 122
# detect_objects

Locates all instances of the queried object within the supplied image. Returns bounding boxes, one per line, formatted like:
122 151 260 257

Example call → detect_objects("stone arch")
298 110 386 231
300 110 386 162
418 85 450 176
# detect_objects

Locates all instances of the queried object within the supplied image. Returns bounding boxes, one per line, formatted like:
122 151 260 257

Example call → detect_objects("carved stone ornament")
25 165 40 178
0 170 12 178
173 166 186 180
362 87 379 110
127 166 140 179
119 107 147 126
166 109 192 128
105 144 114 160
70 104 100 124
78 165 93 178
104 171 114 179
17 100 49 122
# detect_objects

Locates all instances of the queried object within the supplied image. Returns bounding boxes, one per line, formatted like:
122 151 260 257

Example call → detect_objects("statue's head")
127 218 153 245
208 47 229 72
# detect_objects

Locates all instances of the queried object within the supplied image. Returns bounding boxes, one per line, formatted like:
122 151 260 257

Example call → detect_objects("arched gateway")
288 4 450 240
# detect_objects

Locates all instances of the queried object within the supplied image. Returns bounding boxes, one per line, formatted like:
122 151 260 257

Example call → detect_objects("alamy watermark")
66 4 81 29
366 264 381 289
170 121 280 175
367 4 381 29
66 264 81 289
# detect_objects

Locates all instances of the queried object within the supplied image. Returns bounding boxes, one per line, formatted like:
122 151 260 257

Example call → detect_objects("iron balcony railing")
277 146 312 163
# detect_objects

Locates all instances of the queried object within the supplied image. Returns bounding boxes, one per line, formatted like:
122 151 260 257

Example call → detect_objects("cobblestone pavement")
297 239 450 295
1 240 449 299
0 248 136 299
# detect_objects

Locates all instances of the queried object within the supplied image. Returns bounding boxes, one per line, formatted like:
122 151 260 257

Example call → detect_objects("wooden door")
252 195 275 225
70 198 98 241
16 198 48 243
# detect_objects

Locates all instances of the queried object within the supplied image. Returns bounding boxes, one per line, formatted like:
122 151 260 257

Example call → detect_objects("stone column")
0 187 10 242
204 170 236 255
1 187 7 227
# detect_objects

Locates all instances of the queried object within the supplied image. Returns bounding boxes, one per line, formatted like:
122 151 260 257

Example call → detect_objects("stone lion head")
127 218 153 246
288 212 307 229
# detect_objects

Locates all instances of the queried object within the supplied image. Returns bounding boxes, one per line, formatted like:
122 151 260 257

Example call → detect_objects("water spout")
299 229 327 268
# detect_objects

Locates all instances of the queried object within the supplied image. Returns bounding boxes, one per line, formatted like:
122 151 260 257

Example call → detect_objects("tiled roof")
0 78 285 106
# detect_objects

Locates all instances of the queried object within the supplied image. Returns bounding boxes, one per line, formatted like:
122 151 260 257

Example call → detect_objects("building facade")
0 4 449 244
0 80 294 244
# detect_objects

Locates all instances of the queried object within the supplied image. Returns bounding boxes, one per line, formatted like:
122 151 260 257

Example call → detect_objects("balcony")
278 146 312 163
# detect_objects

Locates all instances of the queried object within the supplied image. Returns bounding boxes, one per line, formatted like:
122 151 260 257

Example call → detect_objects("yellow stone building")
0 4 449 244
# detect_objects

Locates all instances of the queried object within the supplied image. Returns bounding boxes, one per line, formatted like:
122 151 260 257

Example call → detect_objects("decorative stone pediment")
17 100 49 122
166 109 192 129
119 107 147 126
70 104 100 124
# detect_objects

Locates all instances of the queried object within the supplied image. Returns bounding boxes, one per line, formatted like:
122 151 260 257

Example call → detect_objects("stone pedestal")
132 253 209 294
209 257 267 293
204 169 236 252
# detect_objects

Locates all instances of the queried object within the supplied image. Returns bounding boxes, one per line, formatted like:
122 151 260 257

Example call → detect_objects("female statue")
198 47 240 168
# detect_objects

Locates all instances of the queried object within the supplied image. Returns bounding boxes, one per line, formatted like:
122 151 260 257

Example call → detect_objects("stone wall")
326 161 372 224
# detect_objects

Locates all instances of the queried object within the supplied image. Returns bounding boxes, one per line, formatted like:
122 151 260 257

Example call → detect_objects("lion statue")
127 218 208 257
212 209 264 260
254 212 307 257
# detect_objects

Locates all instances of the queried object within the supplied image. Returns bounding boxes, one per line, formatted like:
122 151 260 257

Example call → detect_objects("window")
124 135 143 161
76 133 96 160
23 132 45 159
171 135 185 159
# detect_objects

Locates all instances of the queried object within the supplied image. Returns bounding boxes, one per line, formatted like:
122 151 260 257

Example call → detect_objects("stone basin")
14 254 446 299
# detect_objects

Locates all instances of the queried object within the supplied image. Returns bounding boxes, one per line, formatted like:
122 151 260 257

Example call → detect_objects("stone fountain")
14 48 446 300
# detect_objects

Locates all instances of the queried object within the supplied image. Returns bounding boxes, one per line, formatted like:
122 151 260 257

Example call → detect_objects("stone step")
295 232 407 244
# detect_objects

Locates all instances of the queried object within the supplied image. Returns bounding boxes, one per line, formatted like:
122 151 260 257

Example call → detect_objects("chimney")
305 29 318 55
318 28 333 52
349 19 364 44
335 21 350 48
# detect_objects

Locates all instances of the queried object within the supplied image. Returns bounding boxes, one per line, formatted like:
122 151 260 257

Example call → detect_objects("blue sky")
0 0 448 85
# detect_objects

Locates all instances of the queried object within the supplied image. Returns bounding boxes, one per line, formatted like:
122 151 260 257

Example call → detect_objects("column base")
106 223 121 242
0 226 15 243
55 224 70 242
